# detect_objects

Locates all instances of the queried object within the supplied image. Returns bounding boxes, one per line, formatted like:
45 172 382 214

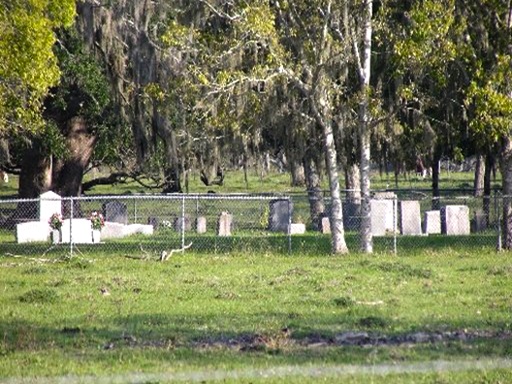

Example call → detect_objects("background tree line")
0 0 511 252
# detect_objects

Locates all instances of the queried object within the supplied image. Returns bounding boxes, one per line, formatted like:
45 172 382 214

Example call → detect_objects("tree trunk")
473 154 485 197
483 152 494 223
432 150 441 210
53 117 96 197
358 0 373 253
500 136 512 249
323 120 348 253
19 142 52 199
345 163 361 204
290 160 306 187
304 151 325 231
153 110 182 193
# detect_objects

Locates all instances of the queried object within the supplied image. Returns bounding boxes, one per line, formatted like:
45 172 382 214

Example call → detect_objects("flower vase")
92 229 101 244
51 229 60 244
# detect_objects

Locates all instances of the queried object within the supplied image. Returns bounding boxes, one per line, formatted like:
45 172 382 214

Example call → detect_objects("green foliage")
391 0 458 77
0 0 75 133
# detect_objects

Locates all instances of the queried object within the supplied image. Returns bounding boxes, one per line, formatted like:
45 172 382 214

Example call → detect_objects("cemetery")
1 189 497 256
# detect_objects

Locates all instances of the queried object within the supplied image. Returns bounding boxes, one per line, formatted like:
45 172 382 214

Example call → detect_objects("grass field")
1 248 511 382
0 166 502 197
1 169 510 382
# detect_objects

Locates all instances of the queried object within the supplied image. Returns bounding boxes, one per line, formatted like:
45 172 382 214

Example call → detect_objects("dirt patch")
101 329 512 351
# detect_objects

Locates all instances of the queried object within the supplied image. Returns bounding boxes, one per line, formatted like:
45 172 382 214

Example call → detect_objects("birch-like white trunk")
323 119 349 253
359 0 373 253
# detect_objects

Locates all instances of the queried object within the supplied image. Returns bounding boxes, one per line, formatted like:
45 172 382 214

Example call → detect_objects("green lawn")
0 167 501 197
1 248 511 382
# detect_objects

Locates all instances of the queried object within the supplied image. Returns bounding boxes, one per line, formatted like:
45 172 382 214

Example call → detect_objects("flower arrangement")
89 211 105 230
161 220 172 228
48 213 63 230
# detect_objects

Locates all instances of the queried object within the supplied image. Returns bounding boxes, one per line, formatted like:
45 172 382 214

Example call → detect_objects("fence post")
69 197 74 256
497 193 502 251
181 194 186 252
393 197 397 255
288 197 292 254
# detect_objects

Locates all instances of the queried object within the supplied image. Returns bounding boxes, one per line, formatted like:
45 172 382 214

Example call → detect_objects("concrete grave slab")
101 221 126 239
16 221 49 243
123 224 154 236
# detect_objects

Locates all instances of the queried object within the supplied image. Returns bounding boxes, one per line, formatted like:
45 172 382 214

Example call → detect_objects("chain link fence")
0 191 503 257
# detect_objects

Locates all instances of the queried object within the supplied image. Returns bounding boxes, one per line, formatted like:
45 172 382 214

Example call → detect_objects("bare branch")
160 242 193 261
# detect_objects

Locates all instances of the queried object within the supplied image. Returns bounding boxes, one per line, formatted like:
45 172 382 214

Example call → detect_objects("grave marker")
102 201 128 224
217 212 232 236
268 199 292 232
399 200 422 235
16 221 49 243
39 191 62 224
196 216 207 234
441 205 470 235
423 210 441 234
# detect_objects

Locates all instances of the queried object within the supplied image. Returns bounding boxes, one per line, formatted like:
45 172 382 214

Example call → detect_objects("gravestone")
147 216 159 229
289 223 306 234
217 212 232 236
472 210 487 232
268 199 292 232
370 199 395 236
441 205 470 235
321 217 331 234
196 216 207 234
399 200 422 235
61 218 93 243
39 191 62 224
423 210 441 234
16 221 49 243
343 202 361 231
102 201 128 224
174 215 192 232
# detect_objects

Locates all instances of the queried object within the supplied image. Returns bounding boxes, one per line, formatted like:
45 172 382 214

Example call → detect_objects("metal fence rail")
0 192 503 256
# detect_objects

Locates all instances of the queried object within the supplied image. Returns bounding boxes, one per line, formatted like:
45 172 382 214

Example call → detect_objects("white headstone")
321 217 331 234
16 221 49 243
423 210 441 234
217 212 232 236
61 219 93 243
196 216 207 234
370 199 395 236
39 191 62 224
289 223 306 234
399 200 422 235
442 205 470 235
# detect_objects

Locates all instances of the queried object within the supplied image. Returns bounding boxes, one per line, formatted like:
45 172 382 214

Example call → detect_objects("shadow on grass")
1 312 511 368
